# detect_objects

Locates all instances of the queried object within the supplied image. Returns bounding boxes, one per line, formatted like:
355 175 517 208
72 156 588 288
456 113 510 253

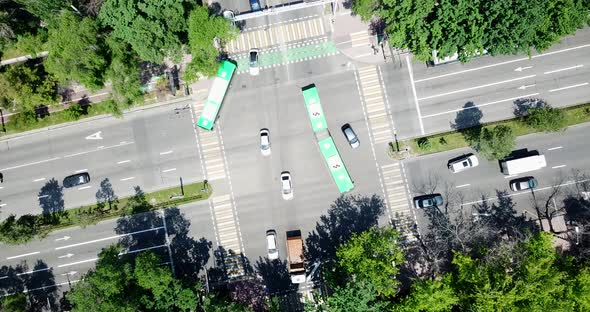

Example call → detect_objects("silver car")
266 229 279 260
281 171 293 200
413 194 444 209
341 123 360 149
510 177 537 191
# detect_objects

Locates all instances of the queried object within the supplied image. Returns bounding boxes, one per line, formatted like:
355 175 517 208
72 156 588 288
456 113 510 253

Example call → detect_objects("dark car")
341 123 360 149
63 173 90 188
413 194 443 209
250 0 261 11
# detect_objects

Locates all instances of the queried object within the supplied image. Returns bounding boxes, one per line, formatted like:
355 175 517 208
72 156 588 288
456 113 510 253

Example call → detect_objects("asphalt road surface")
0 101 202 219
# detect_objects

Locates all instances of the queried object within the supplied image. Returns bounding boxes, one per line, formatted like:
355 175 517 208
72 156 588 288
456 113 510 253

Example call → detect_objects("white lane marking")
517 84 536 90
1 157 60 171
0 267 50 279
0 203 6 207
117 160 131 164
549 82 589 93
63 141 134 158
406 55 425 135
57 244 168 269
456 184 471 188
75 169 87 173
33 178 46 182
0 186 3 189
77 185 92 190
552 165 567 169
462 177 590 206
544 64 584 75
514 66 533 72
120 177 135 181
57 257 97 268
415 43 590 83
38 195 49 199
54 226 165 250
504 174 518 179
162 168 177 173
159 150 173 155
85 131 102 140
548 146 563 151
418 75 536 101
422 93 540 118
6 251 41 260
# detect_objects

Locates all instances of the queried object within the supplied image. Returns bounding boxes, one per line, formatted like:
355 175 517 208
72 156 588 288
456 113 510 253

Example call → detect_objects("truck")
286 230 306 284
500 154 547 175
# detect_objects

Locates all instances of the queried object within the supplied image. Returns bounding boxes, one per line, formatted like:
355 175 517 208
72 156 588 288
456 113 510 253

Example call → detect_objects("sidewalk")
330 1 387 65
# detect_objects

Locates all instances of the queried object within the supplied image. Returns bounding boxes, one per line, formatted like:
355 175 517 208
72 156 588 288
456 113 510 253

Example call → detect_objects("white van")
500 154 547 175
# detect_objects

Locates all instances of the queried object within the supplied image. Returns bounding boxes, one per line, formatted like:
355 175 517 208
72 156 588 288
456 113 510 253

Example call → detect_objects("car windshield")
261 134 269 149
250 52 257 65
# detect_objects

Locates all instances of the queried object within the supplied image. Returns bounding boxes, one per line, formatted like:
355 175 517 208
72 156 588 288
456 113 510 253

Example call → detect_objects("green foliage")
15 29 47 56
45 11 108 90
67 247 200 312
322 282 389 312
376 0 590 62
525 106 567 132
0 293 27 312
393 275 459 312
63 104 85 121
0 63 58 111
477 125 515 160
185 6 235 81
98 0 194 63
416 137 431 151
335 227 404 297
0 214 42 244
8 109 38 128
14 0 70 23
352 0 382 21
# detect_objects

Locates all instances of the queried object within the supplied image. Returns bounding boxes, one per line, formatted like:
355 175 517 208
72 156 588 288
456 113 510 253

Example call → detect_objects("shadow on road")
450 101 483 146
38 178 65 222
0 260 59 311
513 97 546 118
95 178 119 214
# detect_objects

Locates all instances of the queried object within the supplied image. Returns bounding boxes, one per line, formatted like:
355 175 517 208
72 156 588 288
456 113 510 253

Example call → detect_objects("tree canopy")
362 0 590 61
0 62 58 112
98 0 194 63
45 11 108 90
476 125 515 160
525 106 567 132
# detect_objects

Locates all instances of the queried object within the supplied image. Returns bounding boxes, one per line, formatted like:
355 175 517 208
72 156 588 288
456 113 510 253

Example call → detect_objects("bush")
0 214 42 245
525 106 566 132
63 104 84 121
9 109 37 129
416 137 431 151
477 125 515 160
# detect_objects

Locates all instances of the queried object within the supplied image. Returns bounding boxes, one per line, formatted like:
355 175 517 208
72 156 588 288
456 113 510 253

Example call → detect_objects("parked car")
222 10 235 28
448 154 479 173
249 49 259 76
281 171 293 200
260 128 271 156
63 172 90 188
413 194 443 209
510 177 537 191
341 123 360 149
249 0 261 12
266 229 279 260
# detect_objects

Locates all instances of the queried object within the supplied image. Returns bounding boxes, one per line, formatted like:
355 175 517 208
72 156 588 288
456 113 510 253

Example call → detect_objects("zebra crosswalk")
356 65 394 144
226 17 326 54
350 30 372 48
381 162 417 243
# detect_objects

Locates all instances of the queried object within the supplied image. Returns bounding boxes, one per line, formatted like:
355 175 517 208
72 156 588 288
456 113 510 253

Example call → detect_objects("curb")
0 95 194 142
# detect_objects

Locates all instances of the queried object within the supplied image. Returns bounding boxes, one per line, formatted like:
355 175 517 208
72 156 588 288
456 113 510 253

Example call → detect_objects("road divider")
0 181 212 245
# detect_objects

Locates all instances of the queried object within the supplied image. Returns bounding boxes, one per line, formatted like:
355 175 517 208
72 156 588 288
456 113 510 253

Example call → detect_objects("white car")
266 229 279 260
249 49 259 76
281 171 293 200
260 128 271 156
448 154 479 173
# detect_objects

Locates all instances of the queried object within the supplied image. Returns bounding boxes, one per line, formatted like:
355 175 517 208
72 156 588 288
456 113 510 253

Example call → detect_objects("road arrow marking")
55 236 71 242
61 271 77 276
517 84 536 90
58 253 74 259
514 66 533 72
85 131 103 140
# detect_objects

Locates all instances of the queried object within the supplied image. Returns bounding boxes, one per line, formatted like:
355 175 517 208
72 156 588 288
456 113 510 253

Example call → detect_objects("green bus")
197 60 237 131
302 85 354 193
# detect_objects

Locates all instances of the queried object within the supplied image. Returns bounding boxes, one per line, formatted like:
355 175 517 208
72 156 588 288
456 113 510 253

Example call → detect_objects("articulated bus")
302 84 354 193
197 60 237 131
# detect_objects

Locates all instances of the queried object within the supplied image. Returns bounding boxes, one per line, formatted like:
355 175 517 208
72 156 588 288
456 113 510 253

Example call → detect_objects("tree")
335 227 404 297
45 11 108 90
0 293 26 312
393 275 459 312
185 6 235 81
320 282 389 312
0 214 42 244
352 0 382 22
525 106 567 132
98 0 194 63
0 62 58 112
67 246 200 312
14 0 70 23
477 125 515 160
95 178 118 212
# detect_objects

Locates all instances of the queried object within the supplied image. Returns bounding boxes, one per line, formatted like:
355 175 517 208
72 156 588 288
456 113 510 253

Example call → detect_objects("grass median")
0 181 212 245
394 102 590 157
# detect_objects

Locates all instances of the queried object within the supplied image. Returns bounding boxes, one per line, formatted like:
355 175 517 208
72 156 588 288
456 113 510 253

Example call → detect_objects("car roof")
266 234 277 248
